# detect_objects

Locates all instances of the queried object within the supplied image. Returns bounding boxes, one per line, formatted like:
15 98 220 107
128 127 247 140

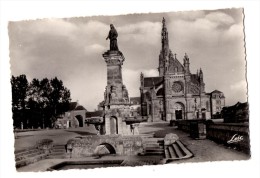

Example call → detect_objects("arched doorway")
110 116 118 134
100 143 116 154
173 102 185 120
75 115 84 127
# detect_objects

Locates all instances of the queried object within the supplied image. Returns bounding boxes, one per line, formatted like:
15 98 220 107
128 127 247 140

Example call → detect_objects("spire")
199 68 203 74
162 17 166 27
140 72 144 79
161 17 169 53
159 17 170 76
140 72 144 87
199 68 203 79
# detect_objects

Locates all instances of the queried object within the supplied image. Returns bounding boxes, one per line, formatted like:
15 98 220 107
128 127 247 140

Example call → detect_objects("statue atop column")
106 24 119 51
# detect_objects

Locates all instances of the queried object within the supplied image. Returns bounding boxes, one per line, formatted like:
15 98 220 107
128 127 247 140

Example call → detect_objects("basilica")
140 18 225 121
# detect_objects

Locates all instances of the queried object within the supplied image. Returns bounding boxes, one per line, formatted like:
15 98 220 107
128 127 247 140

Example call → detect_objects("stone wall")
175 119 206 139
206 123 250 154
66 135 144 158
36 139 53 154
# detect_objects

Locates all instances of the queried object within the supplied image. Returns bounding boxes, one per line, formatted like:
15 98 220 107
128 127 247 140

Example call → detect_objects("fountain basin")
47 160 124 170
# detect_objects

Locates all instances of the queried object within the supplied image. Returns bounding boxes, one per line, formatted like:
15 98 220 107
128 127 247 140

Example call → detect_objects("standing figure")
106 24 119 51
122 85 129 102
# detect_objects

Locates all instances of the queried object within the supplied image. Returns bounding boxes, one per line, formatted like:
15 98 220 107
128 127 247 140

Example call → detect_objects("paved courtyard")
15 122 250 171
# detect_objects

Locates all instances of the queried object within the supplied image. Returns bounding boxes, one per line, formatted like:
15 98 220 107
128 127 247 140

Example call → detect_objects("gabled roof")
144 77 163 88
68 102 87 111
168 57 184 73
209 90 225 98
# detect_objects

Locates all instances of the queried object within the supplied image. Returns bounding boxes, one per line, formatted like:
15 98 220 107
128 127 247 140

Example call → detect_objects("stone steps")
15 148 42 158
164 140 193 161
15 148 48 168
143 138 164 156
47 144 67 159
15 150 45 162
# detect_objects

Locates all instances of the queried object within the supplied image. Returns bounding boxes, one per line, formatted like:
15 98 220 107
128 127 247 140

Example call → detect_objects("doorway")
173 102 185 120
110 117 118 134
75 115 84 127
175 110 183 120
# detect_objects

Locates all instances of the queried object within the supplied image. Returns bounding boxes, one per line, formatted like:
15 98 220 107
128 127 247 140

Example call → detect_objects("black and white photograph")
0 1 259 178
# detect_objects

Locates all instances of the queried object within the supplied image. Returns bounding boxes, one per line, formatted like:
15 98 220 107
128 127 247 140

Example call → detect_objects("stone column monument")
102 24 131 135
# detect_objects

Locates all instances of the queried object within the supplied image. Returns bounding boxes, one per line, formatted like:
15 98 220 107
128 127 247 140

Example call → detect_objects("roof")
144 77 163 88
75 105 87 111
209 90 225 98
68 102 87 111
156 88 164 96
210 90 223 94
68 102 78 111
190 74 200 85
168 57 184 73
85 110 104 118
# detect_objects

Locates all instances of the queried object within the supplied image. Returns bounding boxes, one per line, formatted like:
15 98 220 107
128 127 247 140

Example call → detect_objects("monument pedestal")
102 50 132 135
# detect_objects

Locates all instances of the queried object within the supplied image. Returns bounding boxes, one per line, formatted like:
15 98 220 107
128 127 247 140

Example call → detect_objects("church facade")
140 18 225 122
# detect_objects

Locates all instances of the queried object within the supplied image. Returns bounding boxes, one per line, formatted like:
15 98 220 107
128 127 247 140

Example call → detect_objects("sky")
8 8 247 111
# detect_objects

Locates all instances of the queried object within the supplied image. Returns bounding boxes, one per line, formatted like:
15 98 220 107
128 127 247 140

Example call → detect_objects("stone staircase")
15 147 48 168
121 137 192 166
164 140 193 161
142 138 165 156
47 144 67 159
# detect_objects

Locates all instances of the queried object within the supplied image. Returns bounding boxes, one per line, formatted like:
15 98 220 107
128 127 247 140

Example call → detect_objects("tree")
11 75 28 128
26 77 71 128
41 77 71 128
26 78 43 128
11 75 71 129
49 77 70 116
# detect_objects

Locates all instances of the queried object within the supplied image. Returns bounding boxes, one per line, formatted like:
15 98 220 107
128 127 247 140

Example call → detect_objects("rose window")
172 81 183 93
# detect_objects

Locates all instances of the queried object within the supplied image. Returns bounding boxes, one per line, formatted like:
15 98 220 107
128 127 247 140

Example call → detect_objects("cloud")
20 18 78 41
118 21 161 46
85 44 106 53
223 22 244 42
205 12 235 26
142 69 158 77
230 80 247 90
170 10 206 21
